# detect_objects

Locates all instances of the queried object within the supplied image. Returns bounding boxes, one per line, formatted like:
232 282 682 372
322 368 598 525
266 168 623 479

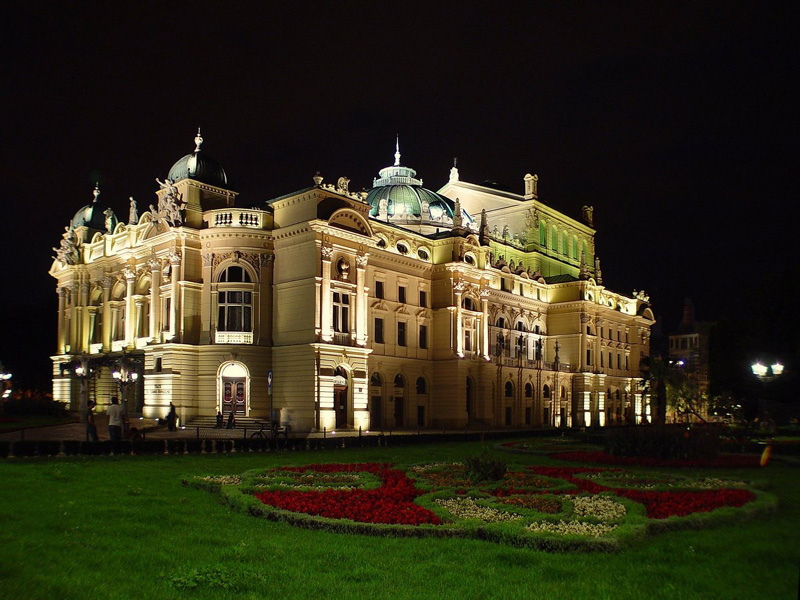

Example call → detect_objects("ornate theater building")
50 133 655 432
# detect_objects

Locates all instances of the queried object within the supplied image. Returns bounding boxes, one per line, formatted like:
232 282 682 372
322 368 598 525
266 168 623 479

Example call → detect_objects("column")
454 281 464 357
69 282 79 353
149 258 162 341
480 288 490 360
80 282 90 353
168 251 181 341
134 297 146 343
101 276 113 351
123 265 136 348
355 254 368 346
320 246 333 342
57 287 67 354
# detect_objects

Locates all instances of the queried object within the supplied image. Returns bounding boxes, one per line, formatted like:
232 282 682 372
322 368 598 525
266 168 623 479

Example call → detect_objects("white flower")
434 497 521 523
526 520 617 538
566 495 627 521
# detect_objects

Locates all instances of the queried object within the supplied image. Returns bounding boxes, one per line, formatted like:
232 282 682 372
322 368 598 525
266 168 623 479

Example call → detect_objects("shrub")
605 425 722 460
464 452 507 483
12 440 37 457
166 439 185 455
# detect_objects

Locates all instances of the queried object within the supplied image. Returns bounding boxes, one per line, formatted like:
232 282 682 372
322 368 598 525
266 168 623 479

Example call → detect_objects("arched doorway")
393 374 405 428
334 366 349 428
369 372 383 430
219 362 249 416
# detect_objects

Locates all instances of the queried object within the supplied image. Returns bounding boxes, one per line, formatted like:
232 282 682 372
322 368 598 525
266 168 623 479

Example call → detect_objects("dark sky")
1 1 796 388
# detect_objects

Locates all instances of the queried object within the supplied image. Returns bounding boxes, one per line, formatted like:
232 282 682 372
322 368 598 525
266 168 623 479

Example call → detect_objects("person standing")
108 396 124 442
86 400 99 442
167 402 177 432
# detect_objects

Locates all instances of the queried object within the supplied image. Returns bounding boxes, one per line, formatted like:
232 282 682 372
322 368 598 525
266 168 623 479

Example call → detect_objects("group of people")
215 410 236 429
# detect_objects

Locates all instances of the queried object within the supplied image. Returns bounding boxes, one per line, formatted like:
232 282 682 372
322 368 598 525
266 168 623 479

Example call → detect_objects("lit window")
333 292 350 333
217 291 252 332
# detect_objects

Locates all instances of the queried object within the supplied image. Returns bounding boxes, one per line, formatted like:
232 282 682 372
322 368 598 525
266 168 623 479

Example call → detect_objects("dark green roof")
544 273 578 284
366 185 456 219
168 150 230 189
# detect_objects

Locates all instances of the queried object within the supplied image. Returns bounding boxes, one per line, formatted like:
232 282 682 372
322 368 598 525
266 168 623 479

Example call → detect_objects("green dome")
366 141 472 224
71 185 118 232
167 130 231 190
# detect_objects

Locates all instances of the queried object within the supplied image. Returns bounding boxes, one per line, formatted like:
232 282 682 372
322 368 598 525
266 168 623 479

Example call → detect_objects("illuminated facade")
50 134 655 431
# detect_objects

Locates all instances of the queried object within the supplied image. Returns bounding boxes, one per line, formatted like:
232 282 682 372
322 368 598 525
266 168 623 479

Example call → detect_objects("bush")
12 441 37 457
2 391 67 416
167 439 185 455
464 452 507 483
605 425 723 460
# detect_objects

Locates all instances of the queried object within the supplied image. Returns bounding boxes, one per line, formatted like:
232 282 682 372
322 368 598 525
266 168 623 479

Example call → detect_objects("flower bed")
188 459 773 551
549 451 761 469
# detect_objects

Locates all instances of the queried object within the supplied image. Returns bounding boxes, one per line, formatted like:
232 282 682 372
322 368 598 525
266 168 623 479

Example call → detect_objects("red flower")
549 451 760 469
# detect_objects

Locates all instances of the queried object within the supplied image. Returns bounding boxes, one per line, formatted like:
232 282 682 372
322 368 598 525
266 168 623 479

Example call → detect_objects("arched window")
462 297 475 311
370 373 383 387
496 317 506 329
515 321 525 332
543 384 551 398
416 377 427 394
560 386 566 399
504 381 514 398
524 383 533 398
562 231 568 255
551 227 557 251
572 236 578 259
217 264 254 333
539 221 547 246
394 374 405 388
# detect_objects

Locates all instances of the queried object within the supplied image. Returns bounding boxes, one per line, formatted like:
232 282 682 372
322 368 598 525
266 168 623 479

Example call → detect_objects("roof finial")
194 127 203 152
92 182 100 203
394 134 401 166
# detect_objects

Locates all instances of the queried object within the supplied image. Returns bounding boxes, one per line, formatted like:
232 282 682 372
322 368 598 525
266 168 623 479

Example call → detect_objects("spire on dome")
394 135 401 166
92 182 100 203
194 127 203 152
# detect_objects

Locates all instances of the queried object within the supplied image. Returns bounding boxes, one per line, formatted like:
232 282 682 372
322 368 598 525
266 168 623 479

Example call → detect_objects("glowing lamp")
771 363 784 376
751 363 768 377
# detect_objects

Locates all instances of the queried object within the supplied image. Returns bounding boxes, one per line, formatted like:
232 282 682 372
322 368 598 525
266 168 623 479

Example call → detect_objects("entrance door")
222 377 246 415
394 395 404 428
466 377 474 422
334 367 348 428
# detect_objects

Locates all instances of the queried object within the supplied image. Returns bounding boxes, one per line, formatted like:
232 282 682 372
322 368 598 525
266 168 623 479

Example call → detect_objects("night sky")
1 1 795 389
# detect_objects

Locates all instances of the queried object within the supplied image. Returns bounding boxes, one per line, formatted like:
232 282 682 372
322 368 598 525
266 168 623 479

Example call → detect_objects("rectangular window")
398 286 406 304
617 354 621 369
625 355 629 370
600 353 604 367
419 325 427 349
617 331 621 341
375 281 384 299
333 292 350 333
465 329 472 351
397 321 406 347
505 407 512 426
374 318 384 343
609 352 613 368
419 290 427 308
587 349 591 365
163 298 171 330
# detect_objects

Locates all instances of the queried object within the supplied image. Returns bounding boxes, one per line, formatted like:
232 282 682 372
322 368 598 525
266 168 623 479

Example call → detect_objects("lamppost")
73 355 92 423
0 363 12 412
751 361 784 381
112 355 139 418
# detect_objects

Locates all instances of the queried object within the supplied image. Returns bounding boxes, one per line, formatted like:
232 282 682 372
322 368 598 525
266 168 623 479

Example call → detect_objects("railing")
332 332 353 346
215 331 254 344
207 209 264 229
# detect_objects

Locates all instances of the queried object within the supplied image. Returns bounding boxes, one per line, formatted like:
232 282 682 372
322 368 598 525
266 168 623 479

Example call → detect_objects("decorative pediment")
328 208 373 237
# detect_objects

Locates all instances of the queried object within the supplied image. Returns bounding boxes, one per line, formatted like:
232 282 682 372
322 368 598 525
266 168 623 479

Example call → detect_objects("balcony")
205 209 266 230
215 331 254 344
333 332 354 346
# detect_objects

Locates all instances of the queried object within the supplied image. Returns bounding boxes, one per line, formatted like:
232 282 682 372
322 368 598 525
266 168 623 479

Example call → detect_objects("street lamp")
112 356 139 417
73 356 92 422
751 361 783 381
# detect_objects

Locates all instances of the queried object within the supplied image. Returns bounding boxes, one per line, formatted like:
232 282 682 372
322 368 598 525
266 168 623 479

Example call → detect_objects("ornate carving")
53 227 78 266
582 205 594 227
480 287 491 299
320 246 333 261
633 289 650 303
168 251 182 266
79 282 90 296
101 275 114 289
128 197 139 225
259 253 274 268
337 176 350 193
123 265 137 281
453 281 467 293
356 253 369 268
148 257 162 271
103 207 115 233
152 178 187 227
337 257 351 281
580 313 591 324
202 253 213 267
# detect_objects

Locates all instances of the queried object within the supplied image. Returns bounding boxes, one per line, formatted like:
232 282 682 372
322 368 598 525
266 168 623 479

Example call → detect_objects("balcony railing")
333 332 353 346
206 209 265 229
215 331 254 344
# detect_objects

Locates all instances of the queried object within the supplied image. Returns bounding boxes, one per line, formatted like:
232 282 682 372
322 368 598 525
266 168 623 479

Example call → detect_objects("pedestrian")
215 411 223 428
167 402 177 432
108 396 124 441
86 400 99 442
226 411 236 429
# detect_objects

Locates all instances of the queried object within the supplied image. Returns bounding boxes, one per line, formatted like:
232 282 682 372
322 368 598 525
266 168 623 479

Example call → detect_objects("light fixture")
771 363 784 376
751 363 768 377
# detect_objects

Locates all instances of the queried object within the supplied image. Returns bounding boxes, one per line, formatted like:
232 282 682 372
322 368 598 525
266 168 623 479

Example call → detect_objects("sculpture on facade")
128 197 138 225
151 178 187 227
53 227 78 266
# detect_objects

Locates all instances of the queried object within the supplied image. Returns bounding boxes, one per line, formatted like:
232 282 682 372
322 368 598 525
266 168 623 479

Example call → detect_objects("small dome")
366 140 472 224
71 184 118 231
167 129 231 189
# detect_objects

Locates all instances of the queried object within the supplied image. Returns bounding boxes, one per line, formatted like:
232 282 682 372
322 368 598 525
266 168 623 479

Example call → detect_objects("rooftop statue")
151 178 187 227
53 227 78 266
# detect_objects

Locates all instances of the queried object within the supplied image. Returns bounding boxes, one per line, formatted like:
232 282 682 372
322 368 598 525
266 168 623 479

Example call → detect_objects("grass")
0 440 798 599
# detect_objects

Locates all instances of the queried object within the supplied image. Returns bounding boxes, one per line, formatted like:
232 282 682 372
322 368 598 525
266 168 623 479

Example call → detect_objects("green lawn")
0 441 798 599
0 414 75 433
